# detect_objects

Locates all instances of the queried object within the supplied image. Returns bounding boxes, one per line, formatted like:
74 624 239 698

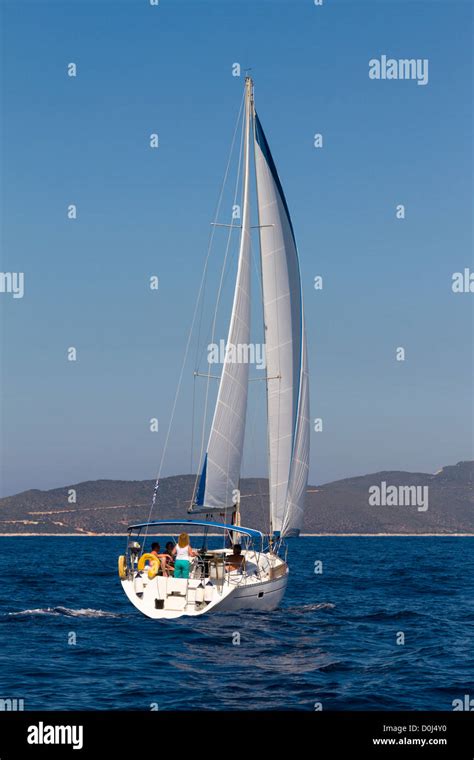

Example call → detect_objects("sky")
0 0 472 497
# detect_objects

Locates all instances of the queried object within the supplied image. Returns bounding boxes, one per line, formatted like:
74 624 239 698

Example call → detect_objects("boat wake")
5 607 120 619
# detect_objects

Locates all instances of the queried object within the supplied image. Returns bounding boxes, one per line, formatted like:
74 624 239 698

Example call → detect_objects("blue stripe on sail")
195 453 208 506
254 112 296 246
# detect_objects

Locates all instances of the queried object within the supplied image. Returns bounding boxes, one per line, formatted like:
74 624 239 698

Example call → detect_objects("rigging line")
191 90 245 463
193 119 245 508
193 91 245 376
194 243 241 376
223 85 252 519
190 372 196 474
224 271 247 514
191 92 246 507
141 89 246 551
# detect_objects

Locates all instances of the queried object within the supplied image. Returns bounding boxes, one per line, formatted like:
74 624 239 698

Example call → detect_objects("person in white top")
172 532 198 579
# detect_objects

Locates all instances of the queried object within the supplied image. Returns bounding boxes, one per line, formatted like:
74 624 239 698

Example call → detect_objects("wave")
5 607 121 619
351 609 425 622
286 602 336 613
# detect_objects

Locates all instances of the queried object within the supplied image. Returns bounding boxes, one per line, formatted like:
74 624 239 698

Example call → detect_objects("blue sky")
0 0 472 497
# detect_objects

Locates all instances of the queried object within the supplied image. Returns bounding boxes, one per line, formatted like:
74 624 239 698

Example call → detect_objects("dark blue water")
0 537 472 710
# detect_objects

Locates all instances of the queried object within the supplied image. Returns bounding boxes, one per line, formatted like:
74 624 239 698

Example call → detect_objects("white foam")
8 607 120 618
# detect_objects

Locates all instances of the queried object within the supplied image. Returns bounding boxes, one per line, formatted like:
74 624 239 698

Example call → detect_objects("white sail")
254 112 310 537
194 82 252 511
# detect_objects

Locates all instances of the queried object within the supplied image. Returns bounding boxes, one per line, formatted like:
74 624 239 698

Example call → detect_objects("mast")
233 75 253 533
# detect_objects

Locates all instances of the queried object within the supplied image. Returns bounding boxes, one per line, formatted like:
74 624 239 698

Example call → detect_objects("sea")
0 536 472 711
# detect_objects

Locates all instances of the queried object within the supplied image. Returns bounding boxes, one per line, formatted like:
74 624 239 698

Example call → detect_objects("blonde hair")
178 532 189 548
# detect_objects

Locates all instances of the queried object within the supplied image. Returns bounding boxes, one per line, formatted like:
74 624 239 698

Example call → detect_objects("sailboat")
119 77 310 619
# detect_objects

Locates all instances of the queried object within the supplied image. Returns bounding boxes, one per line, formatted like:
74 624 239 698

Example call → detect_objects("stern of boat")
120 549 288 619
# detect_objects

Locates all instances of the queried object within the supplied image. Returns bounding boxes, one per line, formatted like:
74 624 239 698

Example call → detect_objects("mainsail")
193 81 252 511
254 111 310 537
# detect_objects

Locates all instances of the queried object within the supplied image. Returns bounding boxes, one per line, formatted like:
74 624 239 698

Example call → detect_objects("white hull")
214 573 288 612
121 550 288 620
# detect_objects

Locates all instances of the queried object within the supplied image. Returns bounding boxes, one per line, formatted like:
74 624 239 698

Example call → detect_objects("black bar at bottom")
0 711 472 757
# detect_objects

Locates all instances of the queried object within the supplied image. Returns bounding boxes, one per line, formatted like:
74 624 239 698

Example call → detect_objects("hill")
0 461 472 534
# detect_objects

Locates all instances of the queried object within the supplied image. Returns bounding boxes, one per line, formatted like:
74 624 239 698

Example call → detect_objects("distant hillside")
0 461 472 535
